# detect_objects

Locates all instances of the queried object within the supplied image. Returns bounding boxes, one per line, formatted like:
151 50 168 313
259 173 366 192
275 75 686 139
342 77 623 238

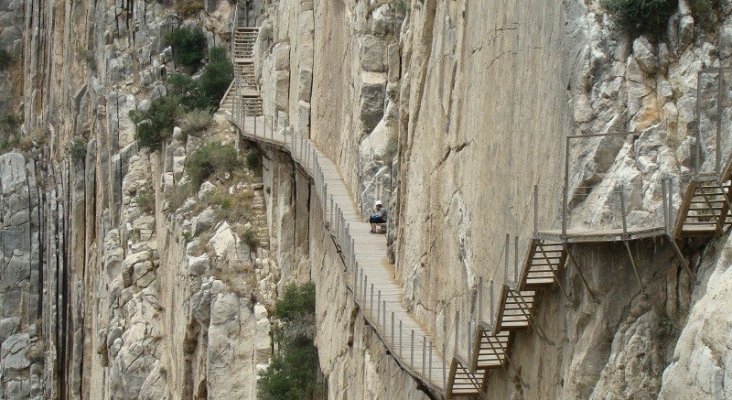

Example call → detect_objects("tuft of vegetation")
245 148 262 176
180 108 213 137
136 190 155 215
199 47 234 107
165 182 193 212
166 26 207 70
175 0 205 17
241 227 260 249
129 95 181 149
393 0 410 16
76 47 97 72
600 0 677 36
0 49 12 72
690 0 721 31
187 142 241 189
67 137 87 163
259 283 324 400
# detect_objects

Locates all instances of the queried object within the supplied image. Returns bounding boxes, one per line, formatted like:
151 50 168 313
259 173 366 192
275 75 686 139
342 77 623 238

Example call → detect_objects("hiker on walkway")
369 200 387 233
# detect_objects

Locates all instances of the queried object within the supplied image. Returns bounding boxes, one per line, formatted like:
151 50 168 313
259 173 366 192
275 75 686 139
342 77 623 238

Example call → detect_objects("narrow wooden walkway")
224 14 448 396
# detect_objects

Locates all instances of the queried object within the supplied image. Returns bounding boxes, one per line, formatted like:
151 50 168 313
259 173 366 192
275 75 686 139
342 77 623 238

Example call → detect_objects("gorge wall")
0 0 731 399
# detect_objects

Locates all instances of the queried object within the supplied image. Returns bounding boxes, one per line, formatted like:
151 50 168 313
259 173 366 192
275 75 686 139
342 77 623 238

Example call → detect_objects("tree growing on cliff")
601 0 676 36
199 47 234 107
166 26 207 71
259 282 325 400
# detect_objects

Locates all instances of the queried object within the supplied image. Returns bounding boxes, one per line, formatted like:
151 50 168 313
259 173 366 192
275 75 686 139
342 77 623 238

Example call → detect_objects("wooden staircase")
674 168 732 238
520 240 567 288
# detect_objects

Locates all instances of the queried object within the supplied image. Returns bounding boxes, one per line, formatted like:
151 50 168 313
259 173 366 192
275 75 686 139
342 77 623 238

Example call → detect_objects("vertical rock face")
0 153 41 399
2 0 732 399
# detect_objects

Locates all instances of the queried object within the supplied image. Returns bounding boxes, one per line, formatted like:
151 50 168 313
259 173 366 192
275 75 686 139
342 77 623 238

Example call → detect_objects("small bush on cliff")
0 49 13 71
130 95 181 149
601 0 676 36
180 108 213 137
166 26 207 70
187 142 240 188
259 283 324 400
690 0 721 31
67 137 87 162
175 0 205 17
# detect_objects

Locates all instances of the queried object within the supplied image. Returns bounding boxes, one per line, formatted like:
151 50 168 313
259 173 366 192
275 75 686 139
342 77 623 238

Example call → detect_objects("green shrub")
199 47 234 107
168 73 210 110
259 283 324 400
187 142 241 188
176 0 205 17
130 96 181 149
245 149 262 175
600 0 676 36
274 283 316 323
166 26 207 70
241 228 260 249
0 49 12 71
67 137 87 162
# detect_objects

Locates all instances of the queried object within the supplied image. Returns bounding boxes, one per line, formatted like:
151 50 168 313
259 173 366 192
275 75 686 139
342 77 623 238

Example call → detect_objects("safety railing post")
504 234 509 283
489 280 494 327
619 184 628 236
370 283 374 317
429 341 433 382
514 235 519 283
422 336 426 376
662 178 669 234
478 276 483 323
562 187 568 237
533 184 539 236
411 329 415 367
466 320 471 360
442 343 446 389
382 300 386 329
391 312 395 346
717 66 723 174
363 275 368 308
399 320 403 358
377 290 381 324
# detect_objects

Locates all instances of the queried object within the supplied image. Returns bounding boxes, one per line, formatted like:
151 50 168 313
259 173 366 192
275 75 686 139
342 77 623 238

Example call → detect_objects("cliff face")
1 0 731 399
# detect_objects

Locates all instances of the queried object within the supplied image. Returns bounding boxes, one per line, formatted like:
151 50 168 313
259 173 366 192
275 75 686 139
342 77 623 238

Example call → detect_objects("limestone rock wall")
256 0 732 399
